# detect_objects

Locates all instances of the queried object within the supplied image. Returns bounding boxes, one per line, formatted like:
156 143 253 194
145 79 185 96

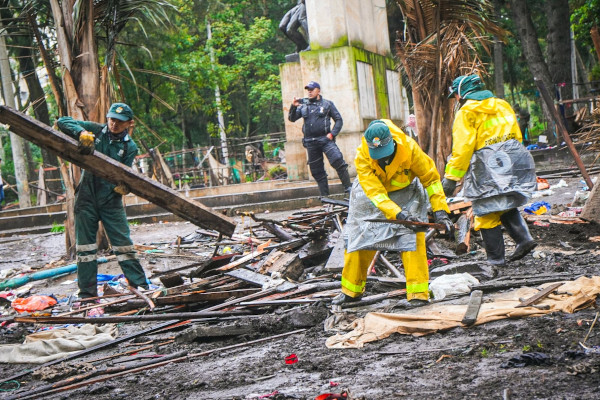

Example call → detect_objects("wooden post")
36 165 47 206
58 159 76 259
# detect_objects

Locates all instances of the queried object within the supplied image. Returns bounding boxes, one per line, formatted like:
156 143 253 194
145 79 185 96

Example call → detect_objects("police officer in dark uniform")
288 81 352 197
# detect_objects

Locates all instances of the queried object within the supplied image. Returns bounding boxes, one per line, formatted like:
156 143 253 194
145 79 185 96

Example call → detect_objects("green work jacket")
57 117 138 204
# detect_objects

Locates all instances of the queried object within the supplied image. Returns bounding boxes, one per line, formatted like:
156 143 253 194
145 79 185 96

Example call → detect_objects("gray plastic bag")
344 178 429 253
463 139 536 216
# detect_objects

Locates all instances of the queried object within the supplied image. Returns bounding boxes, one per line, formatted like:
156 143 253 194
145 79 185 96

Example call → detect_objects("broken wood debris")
515 282 564 308
461 290 483 326
6 193 579 396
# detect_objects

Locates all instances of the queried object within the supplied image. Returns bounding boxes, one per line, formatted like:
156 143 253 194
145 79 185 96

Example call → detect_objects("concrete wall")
306 0 390 56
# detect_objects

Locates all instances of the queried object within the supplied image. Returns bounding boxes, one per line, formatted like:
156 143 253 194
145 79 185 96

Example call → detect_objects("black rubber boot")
500 208 538 261
480 226 506 266
316 178 330 197
337 167 352 193
331 293 361 305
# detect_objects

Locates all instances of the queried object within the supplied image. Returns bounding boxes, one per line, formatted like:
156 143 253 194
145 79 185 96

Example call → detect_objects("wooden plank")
0 106 236 236
515 282 564 308
226 268 297 292
455 207 474 255
324 233 346 272
473 274 573 292
448 200 472 212
155 288 261 304
461 290 483 326
215 240 271 272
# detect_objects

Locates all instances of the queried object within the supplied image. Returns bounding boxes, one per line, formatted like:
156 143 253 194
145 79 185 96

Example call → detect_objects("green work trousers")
75 197 147 298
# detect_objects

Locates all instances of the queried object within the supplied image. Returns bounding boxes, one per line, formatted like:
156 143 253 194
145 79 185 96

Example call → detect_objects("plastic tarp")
344 178 429 253
463 139 536 216
326 276 600 349
0 324 118 363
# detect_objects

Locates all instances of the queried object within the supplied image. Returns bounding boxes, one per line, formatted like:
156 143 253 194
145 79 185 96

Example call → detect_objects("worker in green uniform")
57 103 148 299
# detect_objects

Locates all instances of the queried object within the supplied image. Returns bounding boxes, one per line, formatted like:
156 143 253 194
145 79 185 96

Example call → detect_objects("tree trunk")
510 0 555 140
10 21 62 200
493 0 505 98
591 26 600 63
546 0 572 103
0 20 30 208
68 0 100 120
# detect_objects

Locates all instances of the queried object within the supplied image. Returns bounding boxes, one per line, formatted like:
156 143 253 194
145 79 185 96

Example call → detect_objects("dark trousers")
304 136 348 186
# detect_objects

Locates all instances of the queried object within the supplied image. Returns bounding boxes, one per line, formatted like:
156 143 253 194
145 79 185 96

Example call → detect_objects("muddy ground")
1 176 600 399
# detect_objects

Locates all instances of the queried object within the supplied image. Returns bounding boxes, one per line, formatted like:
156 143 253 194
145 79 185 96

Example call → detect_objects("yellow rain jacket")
355 119 449 219
445 97 522 181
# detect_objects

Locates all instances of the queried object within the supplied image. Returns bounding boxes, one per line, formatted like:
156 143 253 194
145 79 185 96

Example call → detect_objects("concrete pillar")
280 0 409 182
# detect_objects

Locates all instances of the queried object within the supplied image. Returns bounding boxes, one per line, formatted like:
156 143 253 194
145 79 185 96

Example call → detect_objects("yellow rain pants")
341 232 429 301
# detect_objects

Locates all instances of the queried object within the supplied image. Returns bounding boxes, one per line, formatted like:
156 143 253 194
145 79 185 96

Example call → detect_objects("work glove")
77 131 95 155
396 211 425 232
113 183 130 196
434 210 455 237
441 178 457 197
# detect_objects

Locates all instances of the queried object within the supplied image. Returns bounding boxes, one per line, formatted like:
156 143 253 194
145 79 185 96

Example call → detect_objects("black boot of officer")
316 177 330 197
500 208 537 261
336 166 352 193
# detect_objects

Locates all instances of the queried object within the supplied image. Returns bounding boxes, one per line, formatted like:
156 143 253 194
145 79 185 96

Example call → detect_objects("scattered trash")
11 295 57 313
315 392 348 400
245 391 280 399
524 201 551 215
549 179 568 189
284 353 298 364
580 342 600 354
531 189 554 198
429 273 479 301
500 352 552 368
532 251 546 259
557 207 582 217
536 177 549 190
533 221 550 227
572 190 590 206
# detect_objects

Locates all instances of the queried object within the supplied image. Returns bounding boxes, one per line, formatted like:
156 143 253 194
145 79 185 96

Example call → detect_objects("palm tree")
49 0 174 121
394 0 505 172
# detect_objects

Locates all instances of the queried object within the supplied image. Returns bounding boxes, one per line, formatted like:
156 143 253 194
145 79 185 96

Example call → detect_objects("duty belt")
304 136 328 141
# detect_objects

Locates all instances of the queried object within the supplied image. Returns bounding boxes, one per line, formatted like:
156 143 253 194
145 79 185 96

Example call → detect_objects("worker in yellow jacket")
332 119 454 307
443 74 537 266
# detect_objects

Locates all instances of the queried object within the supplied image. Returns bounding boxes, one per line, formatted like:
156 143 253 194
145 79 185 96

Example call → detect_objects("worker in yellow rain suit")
442 74 537 266
332 120 454 307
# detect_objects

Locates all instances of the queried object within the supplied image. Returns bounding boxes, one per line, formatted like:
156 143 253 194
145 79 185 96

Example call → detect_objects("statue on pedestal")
279 0 310 53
